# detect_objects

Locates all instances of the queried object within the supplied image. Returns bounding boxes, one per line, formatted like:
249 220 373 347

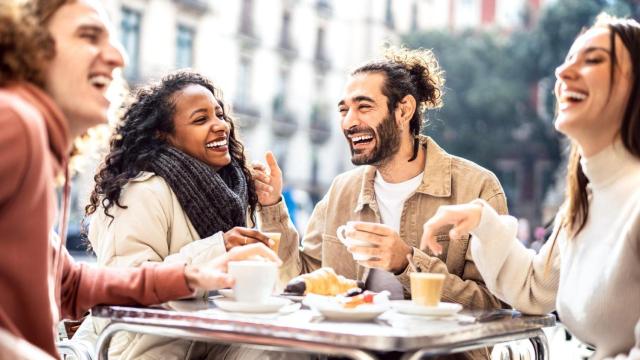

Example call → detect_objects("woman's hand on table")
252 151 283 206
420 202 484 255
223 226 272 250
184 243 282 291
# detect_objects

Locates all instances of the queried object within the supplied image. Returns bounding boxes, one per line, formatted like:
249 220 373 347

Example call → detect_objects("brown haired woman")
420 14 640 359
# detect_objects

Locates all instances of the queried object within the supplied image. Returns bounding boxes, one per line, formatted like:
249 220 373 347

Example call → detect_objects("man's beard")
345 113 401 166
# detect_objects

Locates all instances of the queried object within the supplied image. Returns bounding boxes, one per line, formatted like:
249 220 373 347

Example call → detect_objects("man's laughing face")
338 73 401 166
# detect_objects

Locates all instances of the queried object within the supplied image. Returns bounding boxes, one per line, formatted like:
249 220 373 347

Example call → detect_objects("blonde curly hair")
0 1 53 86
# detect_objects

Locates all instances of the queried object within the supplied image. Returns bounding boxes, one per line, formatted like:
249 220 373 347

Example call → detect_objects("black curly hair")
85 70 258 223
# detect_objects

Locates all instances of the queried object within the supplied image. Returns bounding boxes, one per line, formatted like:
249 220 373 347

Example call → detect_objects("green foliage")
404 28 550 168
402 0 633 194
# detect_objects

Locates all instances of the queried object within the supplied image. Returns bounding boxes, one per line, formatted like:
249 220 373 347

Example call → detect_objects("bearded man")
256 49 509 358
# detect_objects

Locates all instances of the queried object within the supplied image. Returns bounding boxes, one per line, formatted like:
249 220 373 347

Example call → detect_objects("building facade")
68 0 551 238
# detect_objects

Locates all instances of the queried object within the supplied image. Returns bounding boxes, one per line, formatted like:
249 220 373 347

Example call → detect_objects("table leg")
95 322 128 360
529 329 549 360
399 329 550 360
95 322 380 360
56 339 92 360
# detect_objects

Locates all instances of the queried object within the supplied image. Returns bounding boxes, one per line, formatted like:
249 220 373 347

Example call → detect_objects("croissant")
284 267 364 296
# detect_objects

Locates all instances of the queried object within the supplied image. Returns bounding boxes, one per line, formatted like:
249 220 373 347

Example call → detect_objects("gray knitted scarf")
146 146 248 238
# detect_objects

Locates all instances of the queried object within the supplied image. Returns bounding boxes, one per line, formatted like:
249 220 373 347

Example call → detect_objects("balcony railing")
272 111 298 138
172 0 208 13
232 102 260 129
309 107 331 145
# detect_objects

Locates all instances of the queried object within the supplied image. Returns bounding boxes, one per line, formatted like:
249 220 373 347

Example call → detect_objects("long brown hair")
547 14 640 266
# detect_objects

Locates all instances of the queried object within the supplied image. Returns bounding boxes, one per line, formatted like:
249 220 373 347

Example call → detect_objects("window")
239 0 255 36
120 7 141 80
384 0 395 29
273 69 289 114
236 55 252 105
279 8 293 50
314 27 327 62
410 1 419 31
176 25 195 68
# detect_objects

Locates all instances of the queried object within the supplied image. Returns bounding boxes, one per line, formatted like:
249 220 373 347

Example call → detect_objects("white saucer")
303 294 390 321
213 297 292 313
215 289 299 302
391 301 463 317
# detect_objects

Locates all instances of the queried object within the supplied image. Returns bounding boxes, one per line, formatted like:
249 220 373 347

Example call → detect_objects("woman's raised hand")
223 226 272 250
252 151 283 206
184 243 282 291
420 202 484 255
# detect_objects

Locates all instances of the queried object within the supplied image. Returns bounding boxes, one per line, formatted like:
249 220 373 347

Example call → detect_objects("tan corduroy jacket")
259 136 508 310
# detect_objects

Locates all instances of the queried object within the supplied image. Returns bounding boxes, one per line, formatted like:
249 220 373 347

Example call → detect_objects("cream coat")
74 172 228 360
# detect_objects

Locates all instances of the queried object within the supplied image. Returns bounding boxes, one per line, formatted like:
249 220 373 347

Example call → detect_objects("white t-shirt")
367 171 423 298
373 171 424 232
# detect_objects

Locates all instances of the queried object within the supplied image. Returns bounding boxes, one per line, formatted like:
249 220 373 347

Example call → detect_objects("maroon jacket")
0 83 194 358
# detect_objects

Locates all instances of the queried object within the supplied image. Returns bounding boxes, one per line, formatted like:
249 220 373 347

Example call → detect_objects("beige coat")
259 136 508 309
74 172 228 360
74 172 305 360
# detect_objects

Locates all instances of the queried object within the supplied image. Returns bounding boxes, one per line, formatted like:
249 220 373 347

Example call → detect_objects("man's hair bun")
383 46 444 111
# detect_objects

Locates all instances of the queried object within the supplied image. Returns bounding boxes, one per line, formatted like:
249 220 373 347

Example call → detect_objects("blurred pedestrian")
517 218 531 246
529 226 546 252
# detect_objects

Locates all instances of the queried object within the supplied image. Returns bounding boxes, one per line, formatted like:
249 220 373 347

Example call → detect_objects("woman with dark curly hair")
75 70 279 360
86 70 270 254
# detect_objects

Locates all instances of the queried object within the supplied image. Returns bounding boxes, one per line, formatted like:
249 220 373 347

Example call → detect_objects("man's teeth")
206 139 228 148
89 75 111 88
564 90 587 101
351 135 373 142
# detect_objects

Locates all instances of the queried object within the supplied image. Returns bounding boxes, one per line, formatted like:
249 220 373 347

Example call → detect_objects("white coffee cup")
228 260 277 303
336 222 376 261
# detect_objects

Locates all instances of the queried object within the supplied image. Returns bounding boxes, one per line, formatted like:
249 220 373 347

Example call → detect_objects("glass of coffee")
410 272 445 307
262 232 281 253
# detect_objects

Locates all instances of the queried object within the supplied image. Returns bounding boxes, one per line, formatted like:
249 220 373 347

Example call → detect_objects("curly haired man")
254 48 509 360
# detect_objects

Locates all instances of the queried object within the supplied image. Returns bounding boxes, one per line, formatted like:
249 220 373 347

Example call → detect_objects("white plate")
213 297 292 313
315 304 389 321
303 294 390 321
391 301 463 317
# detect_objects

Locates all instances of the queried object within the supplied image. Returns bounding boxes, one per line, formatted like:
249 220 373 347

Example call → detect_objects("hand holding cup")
184 243 281 293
